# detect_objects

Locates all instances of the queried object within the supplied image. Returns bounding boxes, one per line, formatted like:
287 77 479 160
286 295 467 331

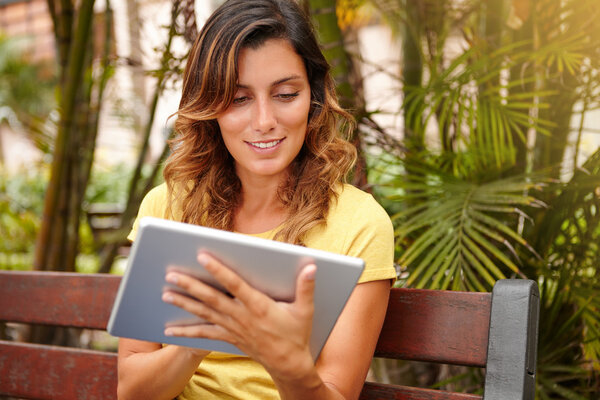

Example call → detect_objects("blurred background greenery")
0 0 598 397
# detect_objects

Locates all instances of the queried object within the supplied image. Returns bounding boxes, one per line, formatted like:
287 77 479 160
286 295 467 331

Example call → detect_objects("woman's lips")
245 138 284 149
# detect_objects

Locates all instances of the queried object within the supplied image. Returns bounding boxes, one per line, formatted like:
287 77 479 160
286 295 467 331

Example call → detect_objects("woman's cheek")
285 100 311 130
218 108 248 135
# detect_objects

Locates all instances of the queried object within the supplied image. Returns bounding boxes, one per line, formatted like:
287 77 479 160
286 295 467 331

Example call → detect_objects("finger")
162 289 232 327
165 271 239 318
164 321 236 344
294 264 316 318
198 252 270 306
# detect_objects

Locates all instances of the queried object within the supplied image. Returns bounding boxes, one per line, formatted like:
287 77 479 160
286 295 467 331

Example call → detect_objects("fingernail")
197 253 209 266
164 328 173 336
166 273 178 284
162 293 174 303
305 265 316 281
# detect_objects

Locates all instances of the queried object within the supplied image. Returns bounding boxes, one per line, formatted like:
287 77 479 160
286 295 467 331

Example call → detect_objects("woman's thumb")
295 264 316 313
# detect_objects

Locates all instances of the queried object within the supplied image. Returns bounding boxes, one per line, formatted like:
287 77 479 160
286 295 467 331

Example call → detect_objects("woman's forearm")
117 345 206 400
265 356 347 400
270 368 346 400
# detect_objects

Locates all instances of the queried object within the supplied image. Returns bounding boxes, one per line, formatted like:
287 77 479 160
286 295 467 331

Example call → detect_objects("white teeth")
249 139 282 149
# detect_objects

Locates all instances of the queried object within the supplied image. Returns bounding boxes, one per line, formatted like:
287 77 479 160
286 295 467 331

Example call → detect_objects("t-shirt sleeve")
345 195 397 284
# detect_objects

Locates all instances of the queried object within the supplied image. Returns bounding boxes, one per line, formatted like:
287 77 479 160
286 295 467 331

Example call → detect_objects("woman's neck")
234 175 288 234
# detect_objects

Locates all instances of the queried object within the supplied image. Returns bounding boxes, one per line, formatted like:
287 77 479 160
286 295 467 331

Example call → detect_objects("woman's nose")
251 97 277 133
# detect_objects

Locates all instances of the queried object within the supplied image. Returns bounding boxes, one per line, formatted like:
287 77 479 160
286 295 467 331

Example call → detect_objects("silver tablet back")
107 217 364 360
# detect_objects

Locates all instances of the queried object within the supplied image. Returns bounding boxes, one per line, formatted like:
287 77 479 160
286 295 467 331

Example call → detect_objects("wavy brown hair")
163 0 356 244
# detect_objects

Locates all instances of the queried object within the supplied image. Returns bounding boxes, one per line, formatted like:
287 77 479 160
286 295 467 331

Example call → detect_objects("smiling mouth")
246 138 284 149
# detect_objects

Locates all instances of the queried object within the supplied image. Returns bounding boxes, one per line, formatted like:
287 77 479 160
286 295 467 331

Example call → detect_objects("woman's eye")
233 96 249 105
277 92 300 101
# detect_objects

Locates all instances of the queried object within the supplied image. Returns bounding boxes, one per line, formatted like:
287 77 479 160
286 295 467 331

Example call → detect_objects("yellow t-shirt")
128 183 396 400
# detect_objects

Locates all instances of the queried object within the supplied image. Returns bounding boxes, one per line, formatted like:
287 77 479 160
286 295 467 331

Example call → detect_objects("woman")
118 0 396 399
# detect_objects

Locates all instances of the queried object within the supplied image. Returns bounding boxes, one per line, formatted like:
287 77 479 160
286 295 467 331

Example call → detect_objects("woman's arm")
117 338 209 400
323 280 391 397
163 252 391 400
270 279 390 400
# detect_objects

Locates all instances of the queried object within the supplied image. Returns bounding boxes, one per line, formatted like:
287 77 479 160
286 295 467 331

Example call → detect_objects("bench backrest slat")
375 288 491 367
0 270 121 329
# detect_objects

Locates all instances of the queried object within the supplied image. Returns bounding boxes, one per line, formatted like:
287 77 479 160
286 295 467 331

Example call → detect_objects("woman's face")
216 38 311 184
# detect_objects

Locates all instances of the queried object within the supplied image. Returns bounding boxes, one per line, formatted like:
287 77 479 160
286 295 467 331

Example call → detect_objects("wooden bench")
0 271 539 400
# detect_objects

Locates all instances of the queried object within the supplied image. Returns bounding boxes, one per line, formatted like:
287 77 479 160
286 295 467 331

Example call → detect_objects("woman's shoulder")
315 183 393 242
138 183 170 218
332 184 389 219
335 183 372 200
145 182 169 199
304 184 394 277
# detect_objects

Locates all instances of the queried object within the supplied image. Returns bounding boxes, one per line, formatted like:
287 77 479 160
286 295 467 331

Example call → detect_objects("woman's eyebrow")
237 74 304 89
271 74 303 86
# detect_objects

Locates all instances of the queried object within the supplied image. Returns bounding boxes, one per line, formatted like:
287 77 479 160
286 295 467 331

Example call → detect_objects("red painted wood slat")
375 288 492 367
359 382 482 400
0 270 121 329
0 341 117 400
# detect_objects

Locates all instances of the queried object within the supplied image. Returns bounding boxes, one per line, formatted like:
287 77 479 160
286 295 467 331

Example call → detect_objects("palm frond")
401 39 558 174
535 271 600 397
389 166 541 290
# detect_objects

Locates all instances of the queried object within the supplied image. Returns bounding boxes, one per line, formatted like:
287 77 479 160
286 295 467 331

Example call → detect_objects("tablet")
107 216 365 360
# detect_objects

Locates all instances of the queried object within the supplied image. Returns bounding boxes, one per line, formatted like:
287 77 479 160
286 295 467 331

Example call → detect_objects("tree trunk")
126 0 146 134
48 0 74 85
532 0 578 176
507 0 534 175
534 78 578 173
402 0 424 151
307 0 369 188
307 0 354 107
31 0 111 345
480 0 505 100
36 0 97 273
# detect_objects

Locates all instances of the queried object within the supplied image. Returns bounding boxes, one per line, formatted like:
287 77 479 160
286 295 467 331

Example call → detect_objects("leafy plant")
0 168 46 257
356 0 600 395
533 150 600 397
0 34 57 153
387 161 543 291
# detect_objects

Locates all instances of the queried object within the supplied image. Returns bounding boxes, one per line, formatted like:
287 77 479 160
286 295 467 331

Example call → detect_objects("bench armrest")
484 279 540 400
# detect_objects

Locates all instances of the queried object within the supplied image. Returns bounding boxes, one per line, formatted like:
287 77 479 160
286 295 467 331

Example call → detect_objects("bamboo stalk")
402 0 424 151
307 0 369 187
308 0 354 108
34 0 97 272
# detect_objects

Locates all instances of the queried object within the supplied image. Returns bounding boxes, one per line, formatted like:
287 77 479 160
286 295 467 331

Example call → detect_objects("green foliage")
0 35 57 152
403 41 556 172
388 163 544 291
361 0 600 395
0 168 46 257
0 163 138 270
85 163 139 206
532 151 600 396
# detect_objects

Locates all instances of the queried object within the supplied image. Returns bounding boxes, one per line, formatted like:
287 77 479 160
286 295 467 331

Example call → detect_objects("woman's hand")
160 252 391 400
161 252 318 381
